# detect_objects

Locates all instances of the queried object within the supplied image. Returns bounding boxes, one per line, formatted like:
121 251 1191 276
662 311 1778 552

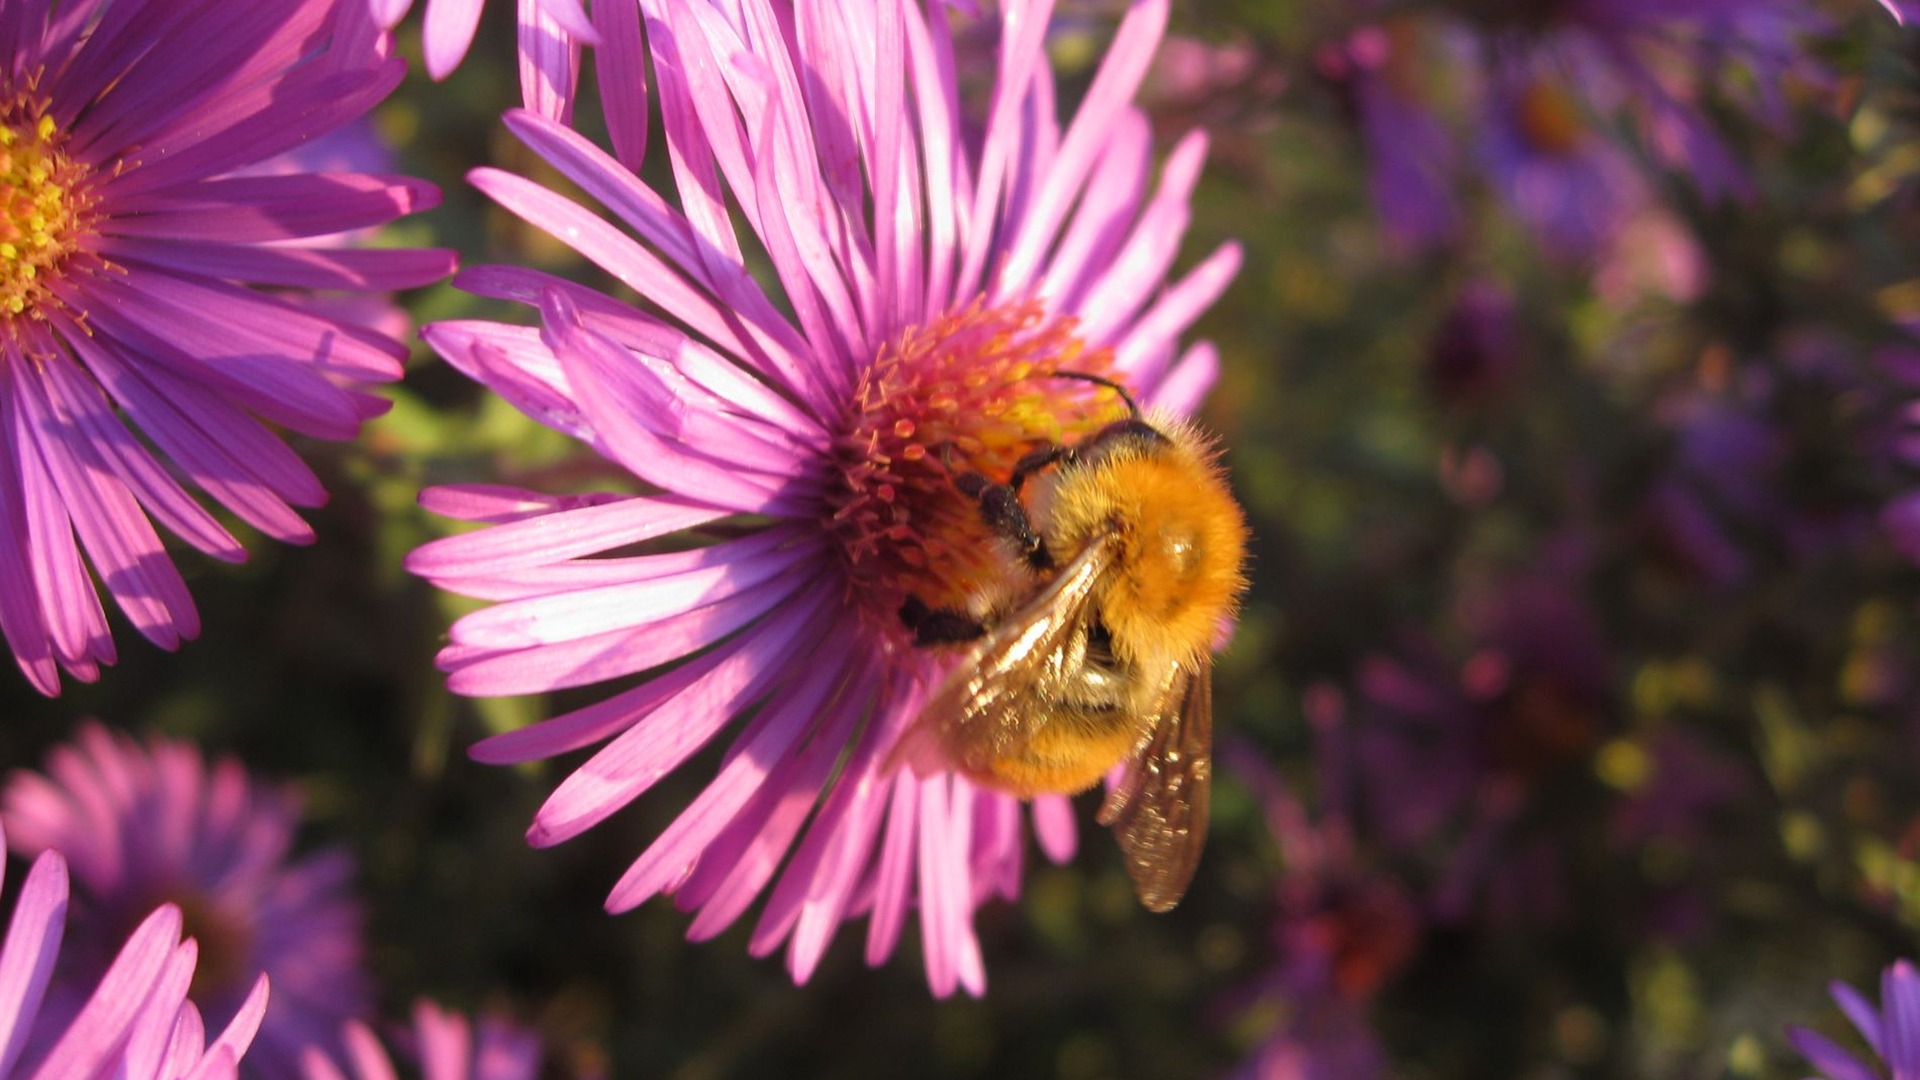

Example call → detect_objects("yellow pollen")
828 299 1132 629
0 90 91 321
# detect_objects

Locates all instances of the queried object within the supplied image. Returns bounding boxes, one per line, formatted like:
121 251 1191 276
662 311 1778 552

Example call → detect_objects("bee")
889 382 1248 912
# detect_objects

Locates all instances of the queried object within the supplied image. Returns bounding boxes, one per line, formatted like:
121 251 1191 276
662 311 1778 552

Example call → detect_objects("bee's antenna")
1050 371 1141 419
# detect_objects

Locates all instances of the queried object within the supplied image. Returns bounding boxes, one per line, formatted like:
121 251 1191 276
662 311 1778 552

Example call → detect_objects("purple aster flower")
408 0 1238 995
0 830 270 1080
2 723 367 1077
1222 739 1416 1080
1351 567 1610 923
1791 959 1920 1080
1476 62 1649 258
369 0 596 111
1316 22 1463 253
304 1002 548 1080
0 0 456 694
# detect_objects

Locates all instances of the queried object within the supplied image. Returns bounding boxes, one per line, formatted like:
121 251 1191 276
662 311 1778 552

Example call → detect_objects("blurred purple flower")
2 724 367 1078
370 0 595 105
1426 280 1523 409
0 1 456 694
407 0 1236 996
0 830 270 1080
1335 0 1834 257
1315 23 1462 252
1223 739 1418 1080
304 1002 546 1080
1352 571 1610 923
1647 345 1878 585
1791 959 1920 1080
1477 66 1649 258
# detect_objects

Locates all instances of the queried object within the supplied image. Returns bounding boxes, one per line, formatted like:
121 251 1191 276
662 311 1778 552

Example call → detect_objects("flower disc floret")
0 94 92 321
832 300 1126 619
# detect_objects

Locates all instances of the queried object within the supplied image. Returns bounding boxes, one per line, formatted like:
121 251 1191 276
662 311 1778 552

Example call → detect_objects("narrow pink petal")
445 532 810 649
1143 341 1219 417
117 939 197 1080
1110 242 1243 386
417 484 631 525
1036 110 1151 309
604 647 857 911
15 369 197 649
0 851 66 1078
543 294 797 513
683 691 862 942
518 0 582 122
521 591 828 839
423 0 485 80
370 0 414 29
998 0 1168 289
4 370 110 671
1031 794 1077 865
444 573 812 696
96 239 456 292
593 0 649 170
755 671 917 978
469 167 812 399
954 0 1057 298
915 774 969 998
201 975 270 1073
39 344 244 562
33 904 182 1080
407 492 724 581
862 777 919 967
105 173 441 242
1071 130 1210 343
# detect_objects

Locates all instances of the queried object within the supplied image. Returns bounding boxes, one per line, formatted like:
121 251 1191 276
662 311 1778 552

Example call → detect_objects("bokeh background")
10 1 1920 1076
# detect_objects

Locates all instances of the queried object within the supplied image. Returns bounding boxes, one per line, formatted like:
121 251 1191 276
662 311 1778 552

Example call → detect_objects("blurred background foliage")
10 1 1920 1077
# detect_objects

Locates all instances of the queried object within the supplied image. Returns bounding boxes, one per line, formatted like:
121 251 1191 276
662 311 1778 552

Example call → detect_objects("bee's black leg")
900 595 987 645
1007 444 1074 494
953 471 1055 571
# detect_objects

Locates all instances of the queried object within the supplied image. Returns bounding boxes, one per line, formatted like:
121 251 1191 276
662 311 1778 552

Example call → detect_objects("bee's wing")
888 535 1117 780
1096 654 1213 913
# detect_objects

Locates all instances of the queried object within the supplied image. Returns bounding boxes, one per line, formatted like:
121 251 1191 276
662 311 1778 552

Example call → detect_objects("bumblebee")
890 386 1248 912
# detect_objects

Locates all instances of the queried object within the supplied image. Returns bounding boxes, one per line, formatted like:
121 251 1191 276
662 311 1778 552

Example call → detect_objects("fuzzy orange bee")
890 384 1249 912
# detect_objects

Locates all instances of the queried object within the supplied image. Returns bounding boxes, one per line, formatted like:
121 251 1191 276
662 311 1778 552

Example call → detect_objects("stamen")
829 300 1132 629
0 80 95 327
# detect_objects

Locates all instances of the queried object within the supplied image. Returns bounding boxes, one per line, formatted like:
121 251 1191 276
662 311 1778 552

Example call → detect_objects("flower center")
1513 80 1586 157
828 300 1131 631
0 85 91 322
172 890 257 1000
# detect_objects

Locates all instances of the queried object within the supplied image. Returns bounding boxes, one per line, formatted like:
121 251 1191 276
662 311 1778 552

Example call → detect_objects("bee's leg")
954 471 1055 571
1080 418 1171 457
900 595 986 645
1007 444 1074 494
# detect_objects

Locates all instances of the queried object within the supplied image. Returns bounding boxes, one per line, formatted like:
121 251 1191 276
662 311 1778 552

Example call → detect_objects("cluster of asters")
1306 0 1870 260
0 0 1915 1073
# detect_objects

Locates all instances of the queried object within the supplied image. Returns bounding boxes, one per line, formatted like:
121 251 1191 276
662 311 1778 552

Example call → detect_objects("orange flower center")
828 299 1131 630
0 84 91 323
1514 80 1586 157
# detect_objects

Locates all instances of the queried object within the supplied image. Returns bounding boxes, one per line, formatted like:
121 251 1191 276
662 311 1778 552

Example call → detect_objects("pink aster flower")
0 0 456 694
368 0 596 113
304 1002 545 1080
2 723 367 1077
0 830 270 1080
408 0 1238 995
